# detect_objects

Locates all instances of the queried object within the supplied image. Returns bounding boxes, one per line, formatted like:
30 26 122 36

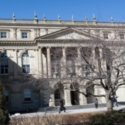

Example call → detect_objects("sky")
0 0 125 22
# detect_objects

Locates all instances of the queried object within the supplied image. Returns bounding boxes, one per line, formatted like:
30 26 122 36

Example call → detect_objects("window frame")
0 53 8 75
119 33 124 40
22 32 28 39
103 33 109 39
22 53 30 74
1 32 7 39
24 89 32 102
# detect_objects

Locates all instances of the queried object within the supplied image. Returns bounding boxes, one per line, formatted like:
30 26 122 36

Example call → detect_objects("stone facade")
0 17 125 113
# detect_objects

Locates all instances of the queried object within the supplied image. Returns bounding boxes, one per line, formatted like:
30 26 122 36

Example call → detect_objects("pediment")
55 32 90 39
35 28 96 40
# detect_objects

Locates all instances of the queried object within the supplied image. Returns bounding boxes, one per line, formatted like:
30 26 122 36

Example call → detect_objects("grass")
9 112 106 125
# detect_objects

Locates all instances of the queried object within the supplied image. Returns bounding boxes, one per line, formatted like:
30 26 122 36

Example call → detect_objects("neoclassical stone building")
0 16 125 112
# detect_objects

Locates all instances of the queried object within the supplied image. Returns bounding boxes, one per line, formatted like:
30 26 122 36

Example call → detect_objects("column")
61 47 67 78
49 93 55 107
64 84 72 106
77 47 82 76
38 47 43 77
99 48 103 59
47 47 51 78
92 47 95 60
79 88 87 105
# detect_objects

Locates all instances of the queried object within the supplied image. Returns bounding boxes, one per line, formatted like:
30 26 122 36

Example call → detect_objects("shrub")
91 111 125 125
0 83 9 125
91 114 112 125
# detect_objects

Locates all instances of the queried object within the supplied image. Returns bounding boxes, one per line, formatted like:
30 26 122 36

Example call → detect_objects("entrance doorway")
70 83 79 105
54 83 64 106
71 90 79 105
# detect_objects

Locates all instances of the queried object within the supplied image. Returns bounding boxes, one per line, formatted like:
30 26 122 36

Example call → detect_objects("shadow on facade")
1 53 51 113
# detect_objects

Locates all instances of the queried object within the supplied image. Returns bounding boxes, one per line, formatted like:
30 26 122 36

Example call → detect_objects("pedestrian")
59 99 66 113
113 96 118 107
94 97 98 108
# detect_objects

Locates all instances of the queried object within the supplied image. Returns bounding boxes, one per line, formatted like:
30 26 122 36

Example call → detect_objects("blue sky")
0 0 125 22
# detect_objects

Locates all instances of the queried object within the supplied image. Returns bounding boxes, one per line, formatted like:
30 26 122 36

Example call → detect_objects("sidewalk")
10 105 125 119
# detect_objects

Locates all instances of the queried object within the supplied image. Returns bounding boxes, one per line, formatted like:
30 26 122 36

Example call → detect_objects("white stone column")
99 48 106 70
99 48 103 59
64 84 72 106
79 88 87 105
77 47 82 76
92 48 95 60
47 47 51 78
49 93 55 107
61 47 67 78
38 47 43 77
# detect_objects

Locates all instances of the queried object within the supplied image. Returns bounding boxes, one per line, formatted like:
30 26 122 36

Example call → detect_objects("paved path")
10 105 125 119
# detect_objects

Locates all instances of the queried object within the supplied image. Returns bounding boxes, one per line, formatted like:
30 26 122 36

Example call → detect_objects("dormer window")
22 32 28 39
104 33 108 39
119 33 124 39
1 32 7 38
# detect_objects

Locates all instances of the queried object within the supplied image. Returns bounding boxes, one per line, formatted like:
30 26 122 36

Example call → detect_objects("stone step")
38 103 106 112
38 102 125 112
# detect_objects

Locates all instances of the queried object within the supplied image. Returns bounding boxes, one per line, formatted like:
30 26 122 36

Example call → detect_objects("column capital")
47 47 51 49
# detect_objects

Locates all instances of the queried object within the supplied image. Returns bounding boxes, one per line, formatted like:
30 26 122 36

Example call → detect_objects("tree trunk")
105 91 113 111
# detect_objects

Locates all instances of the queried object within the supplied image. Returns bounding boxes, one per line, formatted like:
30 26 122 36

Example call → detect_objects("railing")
0 18 125 26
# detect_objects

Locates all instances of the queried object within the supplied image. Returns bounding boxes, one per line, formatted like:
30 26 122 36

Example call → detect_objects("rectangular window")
22 32 27 38
1 32 7 38
119 34 124 39
24 89 31 102
104 33 108 39
0 53 8 75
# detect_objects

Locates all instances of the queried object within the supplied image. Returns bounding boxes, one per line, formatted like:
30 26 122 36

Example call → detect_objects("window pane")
1 32 6 38
104 33 108 39
120 34 124 39
22 32 27 38
0 53 8 74
24 89 31 101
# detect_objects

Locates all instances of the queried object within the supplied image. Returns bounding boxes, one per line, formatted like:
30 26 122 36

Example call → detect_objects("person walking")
59 99 66 113
113 96 118 107
94 97 98 108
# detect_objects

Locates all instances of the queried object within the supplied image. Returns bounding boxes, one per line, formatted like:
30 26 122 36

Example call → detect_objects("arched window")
24 89 31 102
0 53 8 74
22 53 30 73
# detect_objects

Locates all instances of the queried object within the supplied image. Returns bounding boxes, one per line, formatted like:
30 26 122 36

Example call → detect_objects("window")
0 53 8 75
104 33 108 39
22 32 27 38
119 34 124 39
1 32 7 38
22 53 30 73
82 64 91 75
24 89 31 102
